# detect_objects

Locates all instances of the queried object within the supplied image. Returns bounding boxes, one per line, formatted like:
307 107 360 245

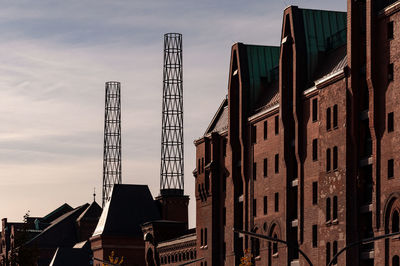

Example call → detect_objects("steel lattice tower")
160 33 184 195
102 81 122 206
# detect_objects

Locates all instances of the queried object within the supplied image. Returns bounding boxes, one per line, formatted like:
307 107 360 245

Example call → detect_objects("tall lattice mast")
102 81 122 206
160 33 184 195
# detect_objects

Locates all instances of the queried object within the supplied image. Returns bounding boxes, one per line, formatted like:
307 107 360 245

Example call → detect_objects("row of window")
253 155 279 180
251 115 279 144
253 193 279 217
326 241 338 265
160 251 196 264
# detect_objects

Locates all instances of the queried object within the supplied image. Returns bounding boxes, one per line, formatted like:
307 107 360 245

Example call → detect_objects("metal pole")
233 228 313 266
327 231 400 266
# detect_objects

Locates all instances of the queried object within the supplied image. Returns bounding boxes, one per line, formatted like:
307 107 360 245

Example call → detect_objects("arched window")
393 255 400 266
201 228 203 246
326 198 331 221
326 148 331 172
273 233 278 254
392 210 399 232
333 241 338 264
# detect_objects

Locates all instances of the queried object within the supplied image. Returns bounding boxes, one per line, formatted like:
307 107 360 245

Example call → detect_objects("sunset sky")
0 0 346 227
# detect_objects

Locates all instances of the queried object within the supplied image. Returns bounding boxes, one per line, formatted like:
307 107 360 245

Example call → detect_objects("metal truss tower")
102 81 122 206
160 33 184 195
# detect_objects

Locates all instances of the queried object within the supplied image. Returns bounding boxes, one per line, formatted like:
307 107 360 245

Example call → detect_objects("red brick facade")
193 1 400 265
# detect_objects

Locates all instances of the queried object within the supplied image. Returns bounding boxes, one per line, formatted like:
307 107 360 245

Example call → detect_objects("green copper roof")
300 9 347 82
245 45 280 108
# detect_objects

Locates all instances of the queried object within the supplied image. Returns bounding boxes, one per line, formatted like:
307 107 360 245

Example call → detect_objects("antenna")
102 81 122 206
160 33 184 195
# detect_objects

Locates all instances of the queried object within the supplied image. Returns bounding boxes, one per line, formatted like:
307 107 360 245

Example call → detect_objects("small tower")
102 81 122 207
158 33 189 226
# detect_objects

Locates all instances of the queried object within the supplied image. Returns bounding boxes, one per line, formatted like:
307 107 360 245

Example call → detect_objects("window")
254 238 260 257
333 104 338 128
202 158 204 173
312 182 318 205
312 139 318 161
388 112 394 132
312 225 318 247
333 146 338 170
264 121 268 139
275 115 279 135
393 255 400 266
393 210 399 232
252 125 257 144
201 228 203 246
333 196 338 220
388 159 394 179
263 158 268 177
253 198 257 217
312 98 318 122
253 162 257 181
389 63 394 82
388 21 394 40
204 228 207 246
327 108 331 130
326 198 331 222
333 241 338 265
326 148 331 172
198 159 201 174
263 196 268 215
275 154 279 173
326 242 331 265
273 234 278 254
275 193 279 212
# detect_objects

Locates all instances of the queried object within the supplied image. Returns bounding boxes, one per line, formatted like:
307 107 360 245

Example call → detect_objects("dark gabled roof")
76 201 102 223
49 247 91 266
27 204 89 247
204 98 228 135
298 8 347 83
93 184 160 237
313 44 347 82
35 203 74 230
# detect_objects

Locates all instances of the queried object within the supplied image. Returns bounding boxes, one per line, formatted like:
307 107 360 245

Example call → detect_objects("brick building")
193 1 400 265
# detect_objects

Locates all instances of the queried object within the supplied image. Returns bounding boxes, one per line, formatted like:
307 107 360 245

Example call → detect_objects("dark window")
263 196 268 215
389 63 394 81
393 210 399 232
388 159 394 179
201 228 203 246
333 196 338 220
198 159 201 174
204 228 207 245
326 148 331 172
312 182 318 205
253 162 257 181
327 108 331 130
254 238 260 257
388 21 394 40
275 154 279 173
275 193 279 212
393 256 400 266
252 125 257 144
326 198 331 221
273 234 278 254
263 158 268 177
312 139 318 161
253 198 257 217
333 104 338 128
201 157 204 173
205 262 207 266
312 98 318 122
264 121 268 139
388 112 394 132
333 241 338 264
275 115 279 135
333 146 338 170
312 225 318 247
326 242 331 265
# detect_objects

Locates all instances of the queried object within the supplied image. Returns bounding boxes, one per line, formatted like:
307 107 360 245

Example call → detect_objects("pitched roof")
76 201 102 223
204 98 228 135
92 184 160 237
313 44 347 82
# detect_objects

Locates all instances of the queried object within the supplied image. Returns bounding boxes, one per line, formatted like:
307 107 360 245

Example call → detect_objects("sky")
0 0 346 227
